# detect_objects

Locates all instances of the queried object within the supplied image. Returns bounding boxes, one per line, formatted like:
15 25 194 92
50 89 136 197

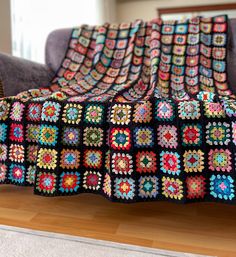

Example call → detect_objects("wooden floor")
0 185 236 257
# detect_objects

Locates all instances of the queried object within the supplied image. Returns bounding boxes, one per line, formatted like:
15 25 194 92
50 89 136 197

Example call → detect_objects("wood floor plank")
0 207 36 221
0 186 235 257
31 212 119 234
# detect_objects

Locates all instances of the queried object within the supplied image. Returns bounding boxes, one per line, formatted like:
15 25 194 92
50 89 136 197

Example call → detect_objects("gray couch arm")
0 53 54 97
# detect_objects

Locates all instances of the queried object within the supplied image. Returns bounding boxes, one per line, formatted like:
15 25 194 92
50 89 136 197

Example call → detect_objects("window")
11 0 105 63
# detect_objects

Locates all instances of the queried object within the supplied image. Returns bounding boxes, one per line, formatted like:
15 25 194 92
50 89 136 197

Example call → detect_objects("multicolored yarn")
0 15 236 204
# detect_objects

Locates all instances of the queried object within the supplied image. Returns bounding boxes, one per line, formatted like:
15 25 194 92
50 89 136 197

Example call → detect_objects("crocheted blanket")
1 15 236 203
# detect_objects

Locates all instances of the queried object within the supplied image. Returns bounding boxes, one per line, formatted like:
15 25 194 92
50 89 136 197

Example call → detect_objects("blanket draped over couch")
0 15 236 203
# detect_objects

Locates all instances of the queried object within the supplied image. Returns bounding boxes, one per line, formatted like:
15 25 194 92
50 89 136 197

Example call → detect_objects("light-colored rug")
0 225 214 257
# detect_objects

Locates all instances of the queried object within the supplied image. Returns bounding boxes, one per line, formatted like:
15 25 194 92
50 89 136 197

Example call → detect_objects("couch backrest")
45 28 72 74
227 18 236 93
45 19 236 93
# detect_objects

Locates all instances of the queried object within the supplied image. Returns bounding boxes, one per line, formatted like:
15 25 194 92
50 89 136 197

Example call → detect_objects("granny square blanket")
0 15 236 203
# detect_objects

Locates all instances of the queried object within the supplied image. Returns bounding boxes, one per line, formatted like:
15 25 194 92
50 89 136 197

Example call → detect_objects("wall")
103 0 117 22
0 0 11 54
117 0 236 22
